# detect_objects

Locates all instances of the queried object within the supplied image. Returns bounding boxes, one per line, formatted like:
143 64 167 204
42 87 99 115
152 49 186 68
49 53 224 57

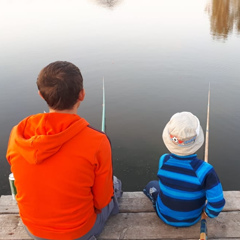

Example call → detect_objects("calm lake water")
1 0 240 195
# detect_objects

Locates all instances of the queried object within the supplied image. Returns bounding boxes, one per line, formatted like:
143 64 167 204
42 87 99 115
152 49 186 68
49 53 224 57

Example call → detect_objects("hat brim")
162 123 204 156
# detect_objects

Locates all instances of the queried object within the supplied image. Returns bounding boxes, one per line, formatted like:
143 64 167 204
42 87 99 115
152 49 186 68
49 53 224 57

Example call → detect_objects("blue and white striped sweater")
156 153 225 227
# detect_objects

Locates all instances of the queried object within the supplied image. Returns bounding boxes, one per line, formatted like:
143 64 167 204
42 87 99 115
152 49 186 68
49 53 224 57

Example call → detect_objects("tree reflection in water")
90 0 123 9
206 0 240 40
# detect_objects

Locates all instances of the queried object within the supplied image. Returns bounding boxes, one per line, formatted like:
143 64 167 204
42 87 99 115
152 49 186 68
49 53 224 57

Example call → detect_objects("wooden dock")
0 191 240 239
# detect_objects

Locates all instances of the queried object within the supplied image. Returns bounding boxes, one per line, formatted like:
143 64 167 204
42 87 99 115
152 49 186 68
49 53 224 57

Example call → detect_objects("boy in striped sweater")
143 112 225 227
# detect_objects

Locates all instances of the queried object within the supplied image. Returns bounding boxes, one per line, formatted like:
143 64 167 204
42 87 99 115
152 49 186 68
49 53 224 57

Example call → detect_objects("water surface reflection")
90 0 123 9
0 0 240 194
206 0 240 40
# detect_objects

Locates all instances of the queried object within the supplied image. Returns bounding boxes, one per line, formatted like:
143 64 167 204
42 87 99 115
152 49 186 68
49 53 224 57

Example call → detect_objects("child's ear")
38 91 44 99
78 89 85 101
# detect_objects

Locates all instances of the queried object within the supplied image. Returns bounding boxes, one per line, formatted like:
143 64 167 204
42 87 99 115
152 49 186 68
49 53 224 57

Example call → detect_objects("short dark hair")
37 61 83 110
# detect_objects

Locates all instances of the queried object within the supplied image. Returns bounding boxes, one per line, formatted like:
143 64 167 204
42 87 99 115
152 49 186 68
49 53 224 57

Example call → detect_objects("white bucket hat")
162 112 204 156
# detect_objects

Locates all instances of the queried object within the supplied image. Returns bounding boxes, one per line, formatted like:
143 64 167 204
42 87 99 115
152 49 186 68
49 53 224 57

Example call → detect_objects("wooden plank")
0 205 19 214
0 195 18 214
0 211 239 240
1 191 240 214
222 191 240 211
1 192 240 239
0 214 31 240
120 191 240 213
99 212 240 239
0 195 17 205
119 192 153 213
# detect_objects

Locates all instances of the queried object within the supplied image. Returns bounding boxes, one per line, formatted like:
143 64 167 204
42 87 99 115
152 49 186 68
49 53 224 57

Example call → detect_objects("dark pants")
143 180 160 209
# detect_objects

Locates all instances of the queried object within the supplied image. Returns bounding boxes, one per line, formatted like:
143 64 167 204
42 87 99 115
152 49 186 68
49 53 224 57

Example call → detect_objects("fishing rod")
101 77 106 133
204 83 210 163
200 83 210 240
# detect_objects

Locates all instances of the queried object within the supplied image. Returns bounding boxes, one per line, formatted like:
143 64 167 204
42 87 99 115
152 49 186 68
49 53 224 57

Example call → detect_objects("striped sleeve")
203 168 225 218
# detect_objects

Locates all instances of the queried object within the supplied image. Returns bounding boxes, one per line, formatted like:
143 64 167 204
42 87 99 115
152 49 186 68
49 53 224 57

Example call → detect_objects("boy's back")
157 153 225 227
143 112 225 227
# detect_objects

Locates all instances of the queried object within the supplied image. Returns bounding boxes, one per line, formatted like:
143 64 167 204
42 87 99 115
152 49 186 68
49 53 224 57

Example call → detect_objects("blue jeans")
143 180 160 209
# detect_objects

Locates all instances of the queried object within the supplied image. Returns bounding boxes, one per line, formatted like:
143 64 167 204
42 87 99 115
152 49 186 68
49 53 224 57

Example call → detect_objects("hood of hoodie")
7 113 89 164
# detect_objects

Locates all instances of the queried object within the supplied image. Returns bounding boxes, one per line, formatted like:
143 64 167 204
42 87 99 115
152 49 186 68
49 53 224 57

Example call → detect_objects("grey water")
0 0 240 195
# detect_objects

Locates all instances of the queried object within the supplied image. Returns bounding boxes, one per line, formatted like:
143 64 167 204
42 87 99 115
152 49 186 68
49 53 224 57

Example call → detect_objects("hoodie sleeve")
92 135 114 211
204 168 225 218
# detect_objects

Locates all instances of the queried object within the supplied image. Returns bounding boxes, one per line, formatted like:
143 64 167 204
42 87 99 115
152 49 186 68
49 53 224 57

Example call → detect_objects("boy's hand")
201 211 208 219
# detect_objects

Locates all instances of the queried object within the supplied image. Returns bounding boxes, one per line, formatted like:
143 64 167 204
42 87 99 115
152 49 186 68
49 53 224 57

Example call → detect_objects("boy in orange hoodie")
6 61 122 240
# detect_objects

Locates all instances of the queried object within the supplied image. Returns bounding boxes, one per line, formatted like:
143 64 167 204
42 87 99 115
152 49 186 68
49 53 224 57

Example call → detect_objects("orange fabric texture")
6 113 114 240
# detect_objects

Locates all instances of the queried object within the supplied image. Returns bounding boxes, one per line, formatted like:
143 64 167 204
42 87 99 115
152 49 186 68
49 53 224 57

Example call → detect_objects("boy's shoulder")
159 153 171 168
160 153 214 170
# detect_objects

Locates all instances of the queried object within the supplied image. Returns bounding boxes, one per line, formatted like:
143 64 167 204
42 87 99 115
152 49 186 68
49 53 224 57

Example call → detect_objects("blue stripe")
206 194 225 212
191 159 203 171
158 169 201 185
156 196 203 220
206 208 219 218
161 164 196 176
196 162 212 183
164 159 193 169
204 170 221 190
156 211 201 227
208 199 225 208
158 175 202 191
159 190 206 212
159 181 205 200
207 202 225 212
158 154 170 169
206 184 224 202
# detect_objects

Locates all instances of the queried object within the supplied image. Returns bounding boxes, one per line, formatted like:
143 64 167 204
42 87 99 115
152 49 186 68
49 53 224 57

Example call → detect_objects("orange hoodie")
6 113 114 240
